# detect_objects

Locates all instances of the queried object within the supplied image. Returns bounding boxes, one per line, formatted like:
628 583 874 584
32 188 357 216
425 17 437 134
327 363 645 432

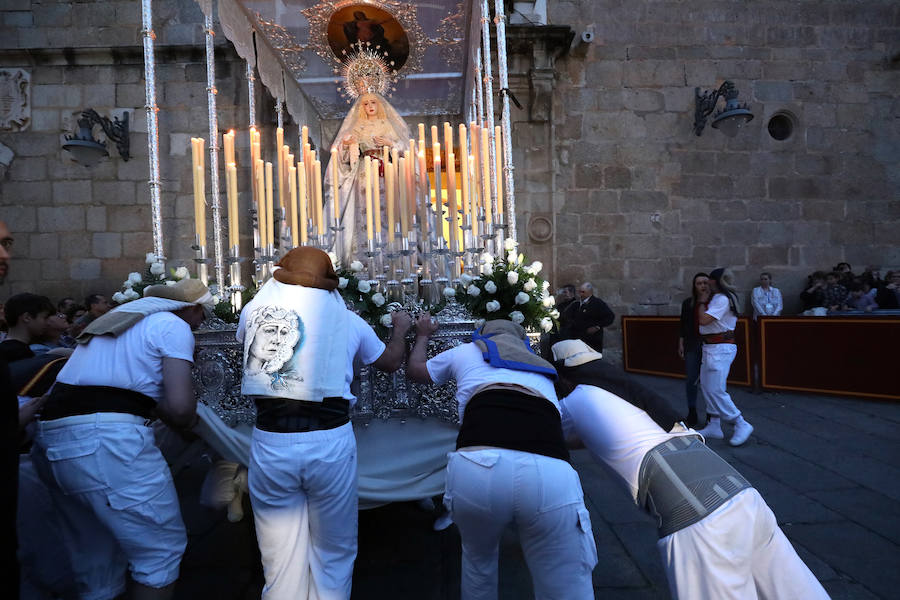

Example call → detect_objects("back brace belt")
637 435 750 538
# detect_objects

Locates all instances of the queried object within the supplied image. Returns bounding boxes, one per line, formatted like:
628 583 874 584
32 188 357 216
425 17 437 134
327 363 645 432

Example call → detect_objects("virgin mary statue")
324 92 411 265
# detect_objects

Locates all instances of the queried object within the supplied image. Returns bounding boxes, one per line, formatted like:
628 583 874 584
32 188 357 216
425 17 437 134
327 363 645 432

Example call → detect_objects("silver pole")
204 2 226 290
480 0 498 237
474 47 485 126
141 0 164 259
276 97 283 129
493 0 517 242
246 61 256 127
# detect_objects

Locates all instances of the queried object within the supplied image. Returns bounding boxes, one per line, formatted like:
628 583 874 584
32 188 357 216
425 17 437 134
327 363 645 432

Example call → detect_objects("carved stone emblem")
0 69 31 131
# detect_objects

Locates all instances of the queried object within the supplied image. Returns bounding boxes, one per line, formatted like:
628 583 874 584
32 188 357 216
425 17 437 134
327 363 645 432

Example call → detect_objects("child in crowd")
823 272 848 312
843 281 878 312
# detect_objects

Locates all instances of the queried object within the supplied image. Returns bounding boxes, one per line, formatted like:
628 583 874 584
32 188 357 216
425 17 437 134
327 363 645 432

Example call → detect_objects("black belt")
39 382 156 421
254 397 350 433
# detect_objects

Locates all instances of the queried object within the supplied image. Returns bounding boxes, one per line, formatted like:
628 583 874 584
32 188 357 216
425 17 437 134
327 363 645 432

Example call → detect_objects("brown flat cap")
273 247 339 290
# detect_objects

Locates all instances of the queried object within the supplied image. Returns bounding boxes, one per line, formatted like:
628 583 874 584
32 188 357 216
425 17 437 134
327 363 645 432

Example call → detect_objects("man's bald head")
578 282 594 300
0 220 12 284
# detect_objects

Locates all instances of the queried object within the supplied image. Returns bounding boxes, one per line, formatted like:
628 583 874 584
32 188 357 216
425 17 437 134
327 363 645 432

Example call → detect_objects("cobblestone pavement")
172 373 900 599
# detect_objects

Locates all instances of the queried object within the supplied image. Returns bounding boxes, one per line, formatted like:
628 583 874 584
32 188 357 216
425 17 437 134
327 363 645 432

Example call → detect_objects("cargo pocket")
577 507 599 570
45 438 107 494
446 451 499 512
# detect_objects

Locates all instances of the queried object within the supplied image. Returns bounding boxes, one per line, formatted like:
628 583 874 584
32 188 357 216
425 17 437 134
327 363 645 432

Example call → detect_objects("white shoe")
697 418 724 440
729 417 754 446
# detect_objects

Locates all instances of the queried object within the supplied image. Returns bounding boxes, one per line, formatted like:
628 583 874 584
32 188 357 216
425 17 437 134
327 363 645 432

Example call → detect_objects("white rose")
480 262 493 276
357 280 371 293
550 308 560 318
507 271 519 285
212 294 222 305
128 272 143 285
145 252 157 264
112 291 127 304
165 280 177 286
515 291 530 305
467 284 481 297
174 266 190 280
380 313 394 327
124 288 140 300
523 278 536 292
509 310 524 324
371 292 385 307
327 251 339 269
350 260 364 273
484 281 497 294
481 252 493 265
149 261 165 276
507 250 517 264
529 261 543 275
474 318 486 329
540 317 553 332
338 277 349 289
542 295 556 307
459 273 473 286
486 300 501 312
542 280 550 290
443 287 457 298
122 280 134 289
503 238 518 251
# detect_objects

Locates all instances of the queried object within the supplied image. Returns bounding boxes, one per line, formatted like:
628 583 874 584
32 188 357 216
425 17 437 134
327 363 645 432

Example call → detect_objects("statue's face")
362 96 379 118
250 320 294 361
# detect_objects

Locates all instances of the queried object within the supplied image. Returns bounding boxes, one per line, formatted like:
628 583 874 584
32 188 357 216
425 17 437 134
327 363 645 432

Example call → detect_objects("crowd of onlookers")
798 263 900 314
0 293 111 357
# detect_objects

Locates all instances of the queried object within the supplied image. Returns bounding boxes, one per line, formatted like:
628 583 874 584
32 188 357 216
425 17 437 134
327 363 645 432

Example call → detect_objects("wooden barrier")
759 316 900 401
621 316 751 386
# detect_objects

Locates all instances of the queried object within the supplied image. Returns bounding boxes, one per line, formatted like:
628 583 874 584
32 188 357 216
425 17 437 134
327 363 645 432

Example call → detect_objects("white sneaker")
697 418 724 440
729 418 754 446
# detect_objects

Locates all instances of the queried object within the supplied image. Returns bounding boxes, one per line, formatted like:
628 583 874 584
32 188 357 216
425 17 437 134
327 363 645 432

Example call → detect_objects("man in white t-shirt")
31 278 214 600
551 340 829 600
407 317 596 600
236 247 411 600
695 267 754 446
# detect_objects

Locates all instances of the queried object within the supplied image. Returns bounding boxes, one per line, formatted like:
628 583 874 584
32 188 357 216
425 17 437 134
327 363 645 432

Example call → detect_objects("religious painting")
327 4 410 71
242 305 306 393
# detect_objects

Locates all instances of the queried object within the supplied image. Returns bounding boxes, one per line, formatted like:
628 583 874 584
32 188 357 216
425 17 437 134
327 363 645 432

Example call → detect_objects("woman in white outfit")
696 267 754 446
751 272 783 319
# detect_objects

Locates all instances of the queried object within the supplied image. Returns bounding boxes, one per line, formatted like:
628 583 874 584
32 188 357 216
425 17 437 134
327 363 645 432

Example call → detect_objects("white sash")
237 278 349 401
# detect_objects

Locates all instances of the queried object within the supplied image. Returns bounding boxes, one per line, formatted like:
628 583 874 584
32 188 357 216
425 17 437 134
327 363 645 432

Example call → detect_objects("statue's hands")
373 135 391 147
342 135 356 147
391 310 412 336
415 312 439 338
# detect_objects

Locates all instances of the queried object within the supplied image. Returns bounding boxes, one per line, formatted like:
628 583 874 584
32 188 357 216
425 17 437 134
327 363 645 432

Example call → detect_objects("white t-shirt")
426 342 559 421
698 293 737 334
343 312 386 405
561 384 696 502
57 311 194 402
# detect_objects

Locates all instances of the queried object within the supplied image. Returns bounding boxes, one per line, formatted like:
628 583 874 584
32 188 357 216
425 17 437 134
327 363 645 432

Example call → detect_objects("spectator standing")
750 272 783 319
875 270 900 310
568 282 615 353
696 268 754 447
678 273 708 427
823 272 848 312
73 293 111 330
0 294 54 362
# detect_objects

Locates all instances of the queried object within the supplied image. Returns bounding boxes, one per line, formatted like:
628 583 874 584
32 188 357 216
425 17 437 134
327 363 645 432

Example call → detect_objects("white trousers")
659 489 829 600
444 448 597 600
31 414 186 599
700 343 741 422
248 422 358 600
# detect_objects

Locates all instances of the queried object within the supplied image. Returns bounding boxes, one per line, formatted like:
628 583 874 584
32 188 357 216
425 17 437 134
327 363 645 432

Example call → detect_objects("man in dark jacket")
567 282 615 352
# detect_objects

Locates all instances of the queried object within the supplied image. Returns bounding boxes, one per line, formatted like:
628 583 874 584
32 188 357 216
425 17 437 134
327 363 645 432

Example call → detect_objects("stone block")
92 233 122 258
116 83 146 108
582 214 626 235
116 156 150 182
717 246 748 266
32 3 72 27
32 84 82 108
114 66 143 85
604 166 632 190
108 205 151 232
624 213 653 234
769 177 824 200
621 191 666 211
69 259 101 281
625 259 665 280
801 200 844 221
52 180 92 205
83 84 117 109
748 200 801 221
38 206 84 232
621 89 664 113
611 234 660 259
708 200 748 221
830 222 873 245
758 222 793 245
663 235 693 257
9 258 41 282
86 206 107 231
752 80 794 102
731 177 766 199
122 232 154 258
8 133 63 158
30 109 61 132
722 221 760 246
2 181 50 205
765 25 817 48
749 246 789 267
674 174 733 199
8 157 47 181
0 205 36 232
574 164 603 189
40 259 69 281
29 233 59 260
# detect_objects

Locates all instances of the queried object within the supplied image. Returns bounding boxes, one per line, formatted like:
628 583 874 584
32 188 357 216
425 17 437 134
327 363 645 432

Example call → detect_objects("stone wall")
1 1 899 349
511 0 899 333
